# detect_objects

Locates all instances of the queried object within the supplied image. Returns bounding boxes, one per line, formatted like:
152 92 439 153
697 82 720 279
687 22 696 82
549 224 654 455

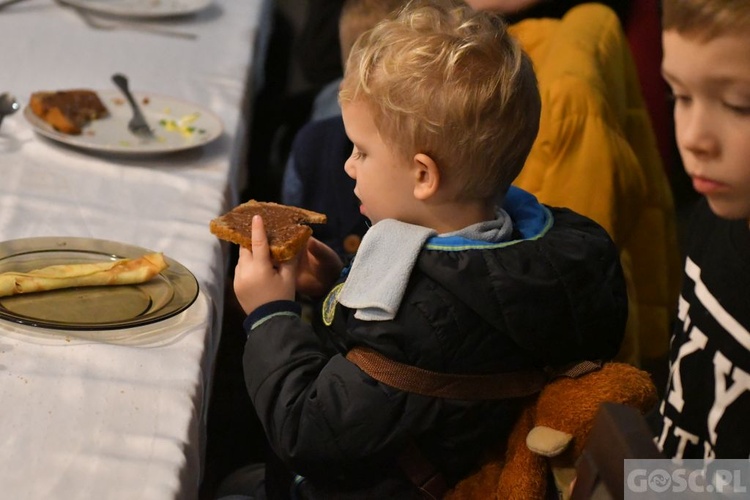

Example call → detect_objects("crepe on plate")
0 253 168 298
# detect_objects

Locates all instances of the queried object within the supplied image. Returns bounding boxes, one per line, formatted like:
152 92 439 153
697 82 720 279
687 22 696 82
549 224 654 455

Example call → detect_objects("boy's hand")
296 237 343 299
233 215 297 314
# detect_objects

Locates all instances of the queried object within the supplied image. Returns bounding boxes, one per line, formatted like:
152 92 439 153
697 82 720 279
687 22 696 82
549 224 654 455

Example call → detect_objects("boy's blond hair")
662 0 750 40
339 0 405 65
339 0 540 201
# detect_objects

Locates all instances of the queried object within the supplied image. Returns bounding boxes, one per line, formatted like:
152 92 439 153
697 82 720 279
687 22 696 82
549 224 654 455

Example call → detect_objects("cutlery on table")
111 74 155 139
0 0 31 11
59 2 197 40
0 93 20 131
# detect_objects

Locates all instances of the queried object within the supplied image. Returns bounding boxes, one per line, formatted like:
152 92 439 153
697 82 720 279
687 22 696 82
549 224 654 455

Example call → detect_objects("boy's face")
341 100 419 225
662 30 750 222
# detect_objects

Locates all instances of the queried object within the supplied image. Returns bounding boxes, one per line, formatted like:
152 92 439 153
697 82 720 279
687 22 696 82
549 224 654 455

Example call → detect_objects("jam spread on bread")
210 201 327 262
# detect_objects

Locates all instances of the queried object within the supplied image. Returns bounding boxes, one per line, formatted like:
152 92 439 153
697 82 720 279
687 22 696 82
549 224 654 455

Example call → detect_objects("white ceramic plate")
57 0 212 18
25 89 223 155
0 237 199 333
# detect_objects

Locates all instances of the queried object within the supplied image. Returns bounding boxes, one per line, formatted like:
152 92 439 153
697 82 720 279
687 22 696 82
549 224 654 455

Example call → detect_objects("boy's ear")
412 153 440 200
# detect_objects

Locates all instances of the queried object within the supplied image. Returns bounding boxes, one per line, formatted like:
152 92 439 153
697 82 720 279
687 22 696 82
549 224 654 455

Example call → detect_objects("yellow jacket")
509 4 681 363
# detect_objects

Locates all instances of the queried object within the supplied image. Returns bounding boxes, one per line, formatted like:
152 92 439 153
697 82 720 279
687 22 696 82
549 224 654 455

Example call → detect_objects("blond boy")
232 1 627 496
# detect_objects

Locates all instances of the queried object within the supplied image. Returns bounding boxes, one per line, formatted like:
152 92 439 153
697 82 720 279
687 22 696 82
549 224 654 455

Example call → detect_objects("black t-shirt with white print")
656 199 750 459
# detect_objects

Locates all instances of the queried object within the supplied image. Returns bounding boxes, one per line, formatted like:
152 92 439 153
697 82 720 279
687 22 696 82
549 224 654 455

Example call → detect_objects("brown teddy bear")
445 362 658 500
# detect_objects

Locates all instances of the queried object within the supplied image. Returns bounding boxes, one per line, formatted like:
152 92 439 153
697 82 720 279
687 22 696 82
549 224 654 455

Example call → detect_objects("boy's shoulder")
290 115 351 184
293 115 348 153
505 187 616 246
686 198 750 262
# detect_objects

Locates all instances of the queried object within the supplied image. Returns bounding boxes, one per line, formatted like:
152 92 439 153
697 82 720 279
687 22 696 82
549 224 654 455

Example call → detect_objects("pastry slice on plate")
29 89 108 135
0 253 167 297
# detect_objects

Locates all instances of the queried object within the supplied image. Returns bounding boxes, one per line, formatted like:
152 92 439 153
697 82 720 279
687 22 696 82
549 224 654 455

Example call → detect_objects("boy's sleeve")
242 314 425 479
280 156 304 207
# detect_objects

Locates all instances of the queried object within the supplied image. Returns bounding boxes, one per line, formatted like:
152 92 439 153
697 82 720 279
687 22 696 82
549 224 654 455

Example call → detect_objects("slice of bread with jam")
210 200 327 262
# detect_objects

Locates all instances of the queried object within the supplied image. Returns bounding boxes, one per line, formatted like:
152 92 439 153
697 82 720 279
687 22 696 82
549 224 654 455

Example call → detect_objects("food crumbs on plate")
159 112 203 137
112 97 125 106
142 97 150 105
160 118 177 131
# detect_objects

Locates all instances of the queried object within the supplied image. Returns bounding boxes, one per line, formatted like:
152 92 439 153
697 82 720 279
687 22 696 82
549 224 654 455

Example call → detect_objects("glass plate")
0 237 199 331
24 90 223 156
0 290 208 347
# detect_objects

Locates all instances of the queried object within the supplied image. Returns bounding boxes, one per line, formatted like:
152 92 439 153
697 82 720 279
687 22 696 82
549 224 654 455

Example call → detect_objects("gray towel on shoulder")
338 210 512 321
338 219 436 321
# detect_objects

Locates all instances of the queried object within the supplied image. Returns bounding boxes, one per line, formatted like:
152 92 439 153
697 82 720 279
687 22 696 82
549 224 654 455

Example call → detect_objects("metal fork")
71 6 197 40
0 0 32 12
112 73 155 139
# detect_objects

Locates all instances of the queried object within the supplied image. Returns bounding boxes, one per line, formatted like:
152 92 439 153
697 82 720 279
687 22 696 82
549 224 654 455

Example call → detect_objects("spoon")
0 93 20 131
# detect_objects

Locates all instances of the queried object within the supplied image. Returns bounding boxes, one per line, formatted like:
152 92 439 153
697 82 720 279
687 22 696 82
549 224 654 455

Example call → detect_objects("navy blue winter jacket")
242 188 627 499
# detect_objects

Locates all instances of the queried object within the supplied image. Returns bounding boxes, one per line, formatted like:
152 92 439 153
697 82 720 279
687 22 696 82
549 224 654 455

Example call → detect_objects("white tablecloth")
0 0 267 498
